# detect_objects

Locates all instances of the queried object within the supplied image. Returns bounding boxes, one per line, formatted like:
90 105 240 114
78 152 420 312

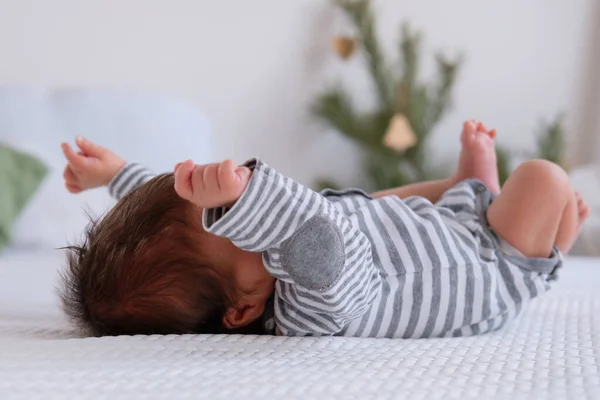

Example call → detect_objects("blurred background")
0 0 599 254
1 3 599 395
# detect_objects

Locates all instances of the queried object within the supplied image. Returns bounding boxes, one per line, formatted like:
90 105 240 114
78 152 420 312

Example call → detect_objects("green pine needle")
536 115 565 165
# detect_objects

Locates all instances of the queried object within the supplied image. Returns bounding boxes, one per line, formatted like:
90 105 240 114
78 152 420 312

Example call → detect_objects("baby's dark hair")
59 173 259 336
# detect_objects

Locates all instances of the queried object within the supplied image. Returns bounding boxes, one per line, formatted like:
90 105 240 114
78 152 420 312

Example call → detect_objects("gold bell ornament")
332 35 358 60
383 114 417 152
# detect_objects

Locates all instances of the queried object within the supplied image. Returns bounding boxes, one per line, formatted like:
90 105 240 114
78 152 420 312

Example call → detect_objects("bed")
1 248 598 400
1 87 599 399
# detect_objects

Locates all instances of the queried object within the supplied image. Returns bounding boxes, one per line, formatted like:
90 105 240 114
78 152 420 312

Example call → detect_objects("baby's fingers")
217 160 239 189
218 160 251 188
198 163 217 191
61 142 88 170
218 160 252 201
65 182 83 194
63 166 79 184
174 159 195 201
75 136 106 158
235 166 252 188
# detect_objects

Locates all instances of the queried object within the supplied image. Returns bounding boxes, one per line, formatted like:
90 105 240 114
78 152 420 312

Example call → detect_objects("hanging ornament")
332 36 357 60
383 114 417 152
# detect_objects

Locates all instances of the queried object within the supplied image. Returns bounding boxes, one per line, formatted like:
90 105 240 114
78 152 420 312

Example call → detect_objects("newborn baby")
59 120 589 337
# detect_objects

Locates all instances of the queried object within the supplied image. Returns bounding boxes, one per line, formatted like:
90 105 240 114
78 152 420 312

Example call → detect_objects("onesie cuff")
108 163 154 200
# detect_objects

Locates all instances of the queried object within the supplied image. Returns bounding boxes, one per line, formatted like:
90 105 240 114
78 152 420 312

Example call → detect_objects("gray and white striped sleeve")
203 159 381 335
107 163 156 200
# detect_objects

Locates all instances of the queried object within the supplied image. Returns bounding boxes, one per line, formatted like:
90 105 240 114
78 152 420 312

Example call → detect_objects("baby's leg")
487 159 587 257
371 178 456 202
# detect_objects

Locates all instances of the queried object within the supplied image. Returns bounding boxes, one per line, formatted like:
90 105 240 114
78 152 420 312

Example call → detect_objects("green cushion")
0 144 47 250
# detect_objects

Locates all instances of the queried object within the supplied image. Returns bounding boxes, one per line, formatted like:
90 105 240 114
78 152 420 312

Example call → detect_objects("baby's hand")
61 136 126 193
173 159 252 208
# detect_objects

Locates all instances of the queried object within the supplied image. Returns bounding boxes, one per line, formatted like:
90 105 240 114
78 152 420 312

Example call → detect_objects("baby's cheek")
235 253 272 295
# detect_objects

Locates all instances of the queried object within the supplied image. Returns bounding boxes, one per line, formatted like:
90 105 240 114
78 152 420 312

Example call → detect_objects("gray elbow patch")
281 216 345 291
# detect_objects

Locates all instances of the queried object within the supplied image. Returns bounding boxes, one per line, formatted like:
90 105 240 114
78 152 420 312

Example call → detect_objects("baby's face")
202 230 275 328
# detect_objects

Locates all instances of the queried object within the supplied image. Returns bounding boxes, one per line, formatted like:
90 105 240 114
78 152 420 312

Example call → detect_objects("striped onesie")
109 159 562 338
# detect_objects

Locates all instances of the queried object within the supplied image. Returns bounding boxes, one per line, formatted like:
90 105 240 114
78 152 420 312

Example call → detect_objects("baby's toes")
580 201 590 219
575 194 590 219
475 121 497 140
461 120 477 145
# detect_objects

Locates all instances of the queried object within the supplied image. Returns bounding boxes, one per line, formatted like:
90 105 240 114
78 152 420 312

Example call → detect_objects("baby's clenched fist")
174 159 252 208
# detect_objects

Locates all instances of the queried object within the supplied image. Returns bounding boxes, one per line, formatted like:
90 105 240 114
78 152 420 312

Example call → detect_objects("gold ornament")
332 36 357 60
383 114 417 152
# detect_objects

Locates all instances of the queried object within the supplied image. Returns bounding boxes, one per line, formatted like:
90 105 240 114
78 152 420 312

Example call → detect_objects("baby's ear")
222 302 265 329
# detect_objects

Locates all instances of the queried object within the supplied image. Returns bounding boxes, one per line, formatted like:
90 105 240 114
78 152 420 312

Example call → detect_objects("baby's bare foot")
554 191 590 255
453 120 501 194
575 192 590 233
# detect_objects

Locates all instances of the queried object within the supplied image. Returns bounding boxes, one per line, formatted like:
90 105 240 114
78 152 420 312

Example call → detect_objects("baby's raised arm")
61 136 155 199
197 159 382 336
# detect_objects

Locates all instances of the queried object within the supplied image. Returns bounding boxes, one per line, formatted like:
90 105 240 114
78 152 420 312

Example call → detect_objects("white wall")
571 0 600 165
0 0 595 188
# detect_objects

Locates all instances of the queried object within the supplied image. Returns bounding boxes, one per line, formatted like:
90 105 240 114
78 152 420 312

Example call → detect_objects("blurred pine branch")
313 0 461 191
314 0 566 191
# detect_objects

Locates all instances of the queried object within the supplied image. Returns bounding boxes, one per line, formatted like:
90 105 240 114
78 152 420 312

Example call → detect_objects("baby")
59 120 589 338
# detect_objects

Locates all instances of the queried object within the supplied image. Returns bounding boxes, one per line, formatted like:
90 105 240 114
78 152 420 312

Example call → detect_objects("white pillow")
0 86 212 249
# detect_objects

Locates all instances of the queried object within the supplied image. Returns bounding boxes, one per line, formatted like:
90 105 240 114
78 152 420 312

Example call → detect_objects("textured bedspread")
1 250 599 400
